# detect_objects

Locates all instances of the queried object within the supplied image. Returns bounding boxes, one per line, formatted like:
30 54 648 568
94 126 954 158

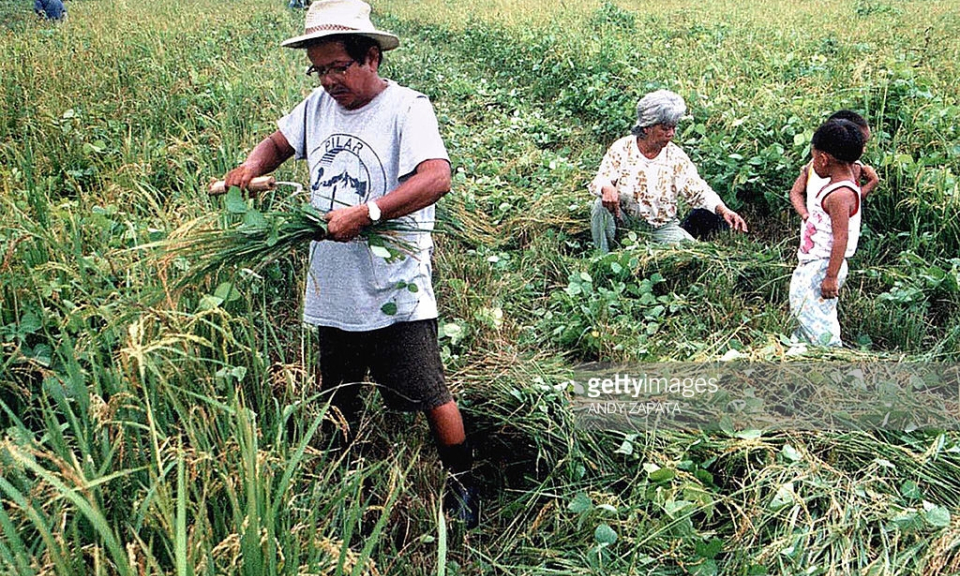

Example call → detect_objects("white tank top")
798 179 862 262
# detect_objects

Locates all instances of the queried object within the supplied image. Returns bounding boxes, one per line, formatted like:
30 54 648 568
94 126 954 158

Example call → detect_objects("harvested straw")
155 188 416 287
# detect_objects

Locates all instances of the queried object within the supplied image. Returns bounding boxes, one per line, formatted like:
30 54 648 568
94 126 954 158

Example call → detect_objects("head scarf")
633 90 686 133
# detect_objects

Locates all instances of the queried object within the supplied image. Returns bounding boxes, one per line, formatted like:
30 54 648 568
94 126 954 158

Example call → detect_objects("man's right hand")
218 131 295 196
223 163 260 195
601 187 620 218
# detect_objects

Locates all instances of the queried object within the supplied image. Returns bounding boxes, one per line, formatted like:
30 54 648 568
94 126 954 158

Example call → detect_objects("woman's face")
646 123 677 148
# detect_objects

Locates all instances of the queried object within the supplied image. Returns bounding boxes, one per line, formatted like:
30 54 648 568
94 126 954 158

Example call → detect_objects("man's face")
306 41 379 110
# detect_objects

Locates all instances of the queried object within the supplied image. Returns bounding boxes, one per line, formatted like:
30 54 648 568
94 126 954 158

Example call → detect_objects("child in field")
789 110 879 220
788 119 865 346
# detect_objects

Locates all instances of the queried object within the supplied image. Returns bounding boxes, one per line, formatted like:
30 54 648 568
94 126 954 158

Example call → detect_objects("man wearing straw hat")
222 0 479 527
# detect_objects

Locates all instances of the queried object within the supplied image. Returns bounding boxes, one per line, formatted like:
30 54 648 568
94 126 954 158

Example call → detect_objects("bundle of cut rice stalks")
152 186 417 288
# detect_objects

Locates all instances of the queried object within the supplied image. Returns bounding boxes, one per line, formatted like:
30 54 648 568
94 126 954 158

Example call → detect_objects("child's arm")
820 187 858 299
789 163 811 220
857 163 880 199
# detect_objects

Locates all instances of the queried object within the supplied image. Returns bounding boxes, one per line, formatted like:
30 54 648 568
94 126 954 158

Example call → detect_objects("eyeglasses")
305 60 356 79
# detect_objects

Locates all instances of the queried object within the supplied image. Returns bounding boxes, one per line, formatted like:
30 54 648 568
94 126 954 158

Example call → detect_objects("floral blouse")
589 137 723 226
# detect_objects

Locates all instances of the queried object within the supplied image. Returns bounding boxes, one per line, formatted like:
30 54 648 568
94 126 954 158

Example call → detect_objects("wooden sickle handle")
209 176 276 195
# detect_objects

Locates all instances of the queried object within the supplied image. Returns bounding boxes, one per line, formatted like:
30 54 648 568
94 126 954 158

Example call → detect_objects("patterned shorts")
789 259 849 347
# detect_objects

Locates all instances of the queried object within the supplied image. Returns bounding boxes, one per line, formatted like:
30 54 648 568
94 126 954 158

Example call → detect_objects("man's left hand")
718 205 749 233
325 205 371 242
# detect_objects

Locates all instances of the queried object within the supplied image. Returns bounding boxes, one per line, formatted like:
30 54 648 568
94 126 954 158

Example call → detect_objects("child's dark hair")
827 109 869 131
812 119 864 163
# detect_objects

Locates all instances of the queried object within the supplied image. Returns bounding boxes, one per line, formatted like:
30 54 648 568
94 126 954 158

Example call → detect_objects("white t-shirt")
278 81 449 331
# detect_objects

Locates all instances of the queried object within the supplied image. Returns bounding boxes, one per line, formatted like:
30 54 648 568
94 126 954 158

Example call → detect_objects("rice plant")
148 187 417 289
2 0 960 574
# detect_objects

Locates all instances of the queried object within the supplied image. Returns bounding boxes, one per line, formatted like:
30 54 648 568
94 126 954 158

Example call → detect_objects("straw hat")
281 0 400 50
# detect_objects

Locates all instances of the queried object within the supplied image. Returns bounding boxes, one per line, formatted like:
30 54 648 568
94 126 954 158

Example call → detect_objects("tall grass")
2 0 960 574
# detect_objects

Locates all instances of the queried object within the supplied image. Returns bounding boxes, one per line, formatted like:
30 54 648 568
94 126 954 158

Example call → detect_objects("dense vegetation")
1 0 959 574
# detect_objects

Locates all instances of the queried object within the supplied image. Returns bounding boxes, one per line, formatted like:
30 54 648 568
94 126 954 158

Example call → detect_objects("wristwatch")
366 200 381 224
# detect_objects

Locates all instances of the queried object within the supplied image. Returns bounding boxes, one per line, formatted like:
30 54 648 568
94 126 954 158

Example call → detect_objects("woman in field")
589 89 748 251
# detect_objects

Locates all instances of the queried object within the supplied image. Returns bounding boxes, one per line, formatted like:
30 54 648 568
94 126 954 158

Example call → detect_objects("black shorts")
316 318 452 413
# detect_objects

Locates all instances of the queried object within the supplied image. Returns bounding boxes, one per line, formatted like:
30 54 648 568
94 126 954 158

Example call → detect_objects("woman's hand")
717 205 748 233
601 186 620 218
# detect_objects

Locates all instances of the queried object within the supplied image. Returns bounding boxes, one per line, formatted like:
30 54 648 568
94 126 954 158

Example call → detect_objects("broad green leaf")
380 302 397 315
214 282 241 302
649 468 676 483
696 538 724 560
42 376 68 402
900 480 921 501
198 295 223 311
615 440 633 455
923 501 951 527
692 559 719 576
768 482 795 512
242 208 267 229
780 444 802 462
18 312 42 335
594 523 617 545
664 499 693 518
225 187 248 214
440 323 463 341
719 415 735 435
266 226 279 247
887 509 923 532
567 492 592 514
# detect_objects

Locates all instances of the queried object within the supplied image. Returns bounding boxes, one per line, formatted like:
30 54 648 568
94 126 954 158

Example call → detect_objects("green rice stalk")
151 193 420 288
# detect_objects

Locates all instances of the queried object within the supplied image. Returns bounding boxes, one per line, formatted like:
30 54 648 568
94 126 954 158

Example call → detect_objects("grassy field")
2 0 960 574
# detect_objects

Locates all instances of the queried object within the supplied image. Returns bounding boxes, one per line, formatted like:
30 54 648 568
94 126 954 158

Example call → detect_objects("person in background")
34 0 66 20
790 109 879 221
789 119 866 346
221 0 479 528
589 89 748 251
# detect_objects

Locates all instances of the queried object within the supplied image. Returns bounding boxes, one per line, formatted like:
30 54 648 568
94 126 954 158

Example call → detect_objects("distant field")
2 0 960 574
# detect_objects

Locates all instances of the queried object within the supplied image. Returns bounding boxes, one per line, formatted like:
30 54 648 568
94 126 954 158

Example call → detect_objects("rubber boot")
437 441 480 529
